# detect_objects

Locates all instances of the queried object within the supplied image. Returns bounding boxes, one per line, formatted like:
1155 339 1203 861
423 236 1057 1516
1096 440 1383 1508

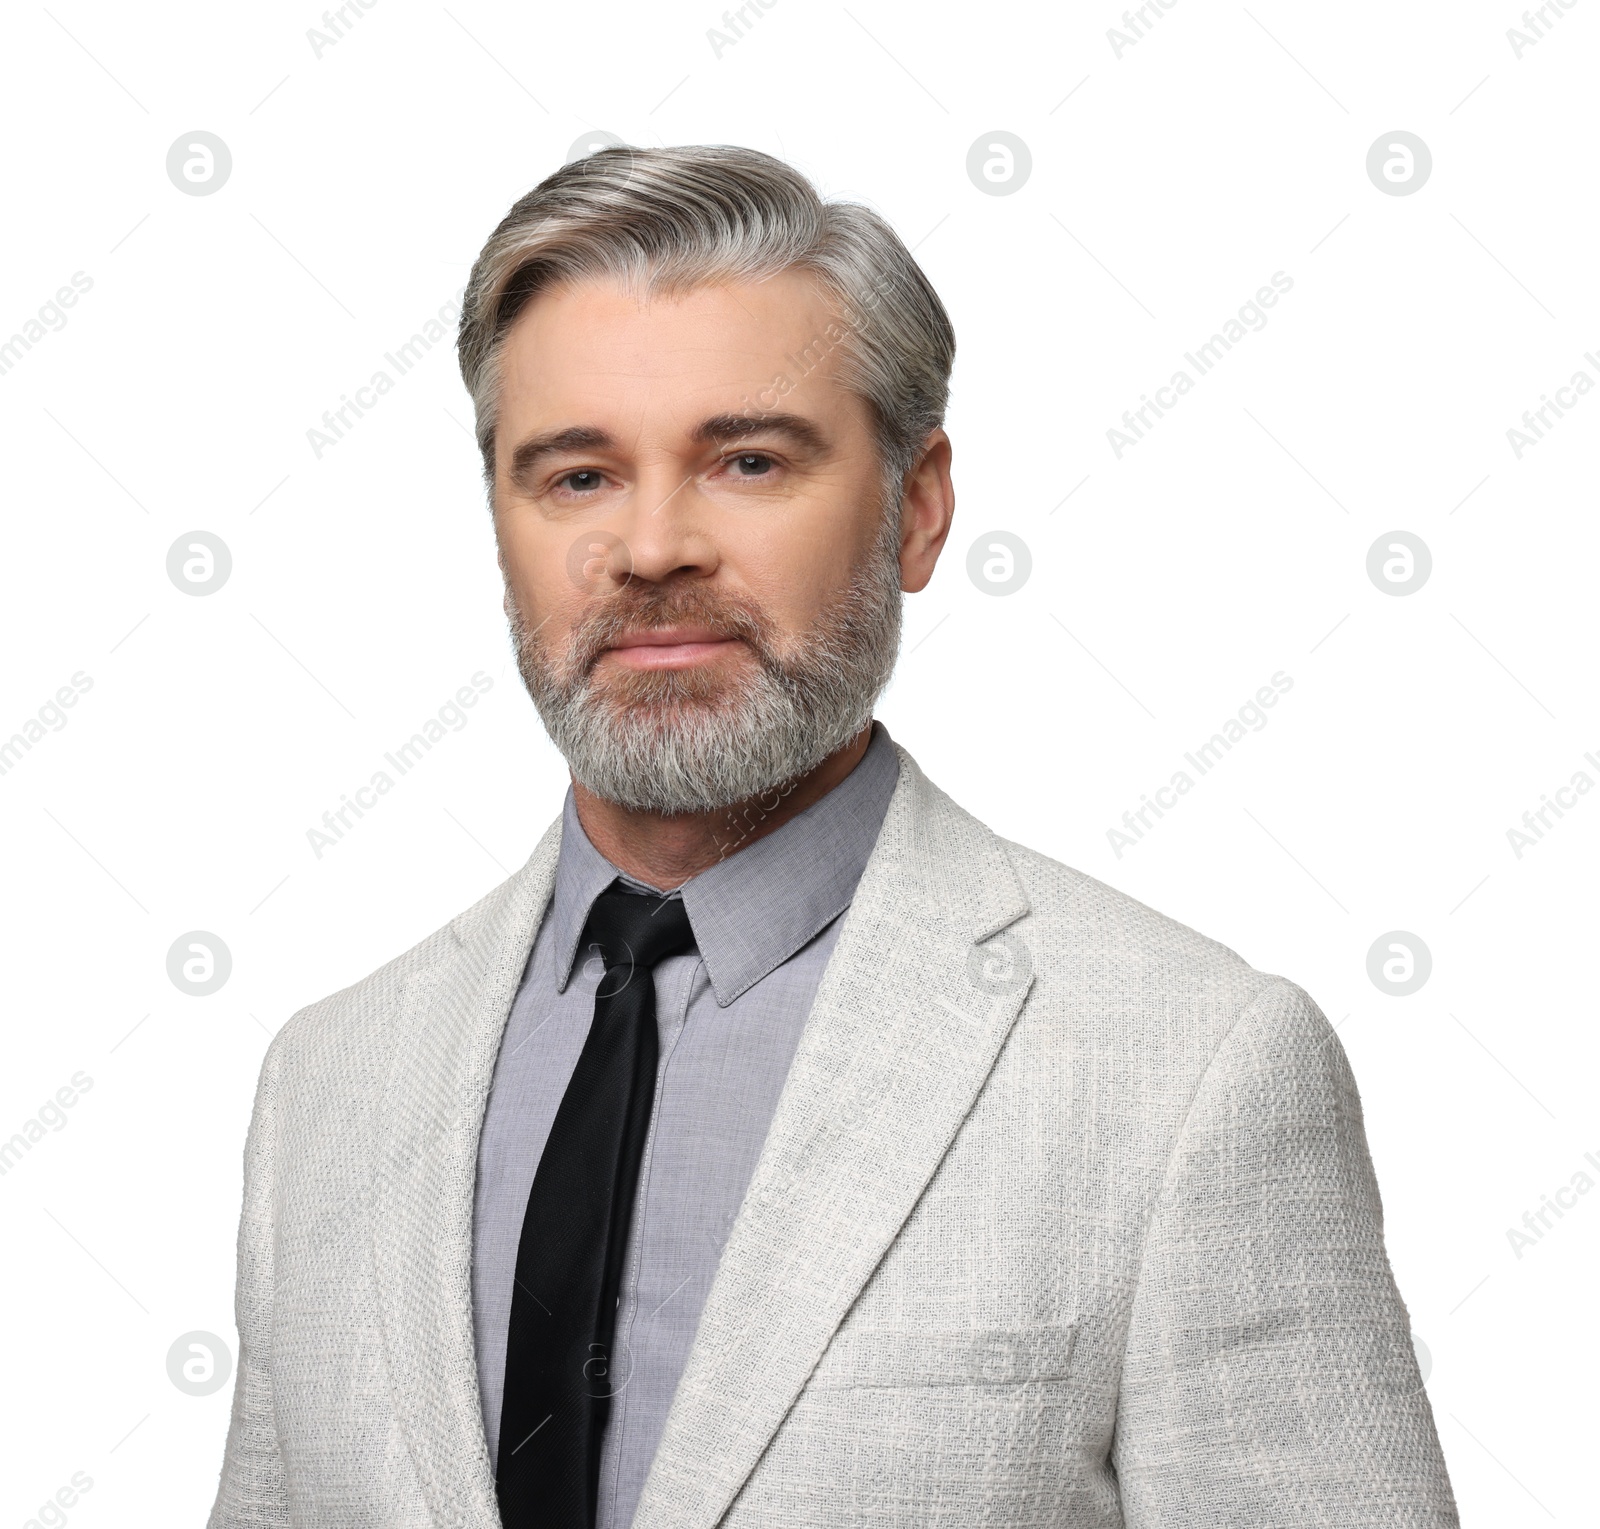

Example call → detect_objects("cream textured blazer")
209 745 1459 1527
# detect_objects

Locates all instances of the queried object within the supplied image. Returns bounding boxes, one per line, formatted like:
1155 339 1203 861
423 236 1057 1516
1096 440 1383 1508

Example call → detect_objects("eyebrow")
505 412 831 488
692 413 830 455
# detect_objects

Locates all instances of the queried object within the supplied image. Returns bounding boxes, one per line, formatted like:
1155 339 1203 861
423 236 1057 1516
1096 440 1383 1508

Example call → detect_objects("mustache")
559 585 776 675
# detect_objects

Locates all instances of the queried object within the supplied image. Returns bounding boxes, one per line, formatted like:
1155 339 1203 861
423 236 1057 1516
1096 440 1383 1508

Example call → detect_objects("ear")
898 429 955 594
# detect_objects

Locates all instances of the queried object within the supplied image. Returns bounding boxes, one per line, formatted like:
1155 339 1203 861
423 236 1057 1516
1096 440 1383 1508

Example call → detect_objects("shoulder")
989 832 1338 1140
266 819 559 1085
889 745 1313 1063
261 900 471 1097
992 828 1324 1073
1001 835 1265 1000
892 745 1278 1021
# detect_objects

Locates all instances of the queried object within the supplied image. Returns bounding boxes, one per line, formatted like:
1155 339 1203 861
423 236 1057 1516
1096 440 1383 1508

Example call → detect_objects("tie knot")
580 885 697 979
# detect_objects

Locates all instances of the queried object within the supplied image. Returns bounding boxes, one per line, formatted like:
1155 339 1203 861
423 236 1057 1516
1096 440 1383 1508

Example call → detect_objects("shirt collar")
549 721 901 1007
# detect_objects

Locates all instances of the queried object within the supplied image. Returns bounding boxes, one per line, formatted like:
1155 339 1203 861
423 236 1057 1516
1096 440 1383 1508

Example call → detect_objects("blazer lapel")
370 815 563 1529
633 747 1034 1529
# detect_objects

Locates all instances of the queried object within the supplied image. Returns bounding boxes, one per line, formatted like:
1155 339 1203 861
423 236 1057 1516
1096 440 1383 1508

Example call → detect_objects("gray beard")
506 512 903 816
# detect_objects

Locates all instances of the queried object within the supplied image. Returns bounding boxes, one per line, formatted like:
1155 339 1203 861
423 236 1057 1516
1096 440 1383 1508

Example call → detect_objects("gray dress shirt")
471 723 900 1529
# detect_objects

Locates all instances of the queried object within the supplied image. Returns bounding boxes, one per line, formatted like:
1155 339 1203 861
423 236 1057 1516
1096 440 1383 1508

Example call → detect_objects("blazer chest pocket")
809 1323 1078 1389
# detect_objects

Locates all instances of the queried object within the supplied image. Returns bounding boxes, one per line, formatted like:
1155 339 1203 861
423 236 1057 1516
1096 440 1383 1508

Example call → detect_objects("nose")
599 468 720 589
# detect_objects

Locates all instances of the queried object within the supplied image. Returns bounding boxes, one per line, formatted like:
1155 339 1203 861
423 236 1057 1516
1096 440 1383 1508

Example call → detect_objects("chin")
591 657 755 709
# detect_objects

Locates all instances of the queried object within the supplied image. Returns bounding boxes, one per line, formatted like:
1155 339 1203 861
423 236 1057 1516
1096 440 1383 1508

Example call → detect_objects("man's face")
490 267 926 813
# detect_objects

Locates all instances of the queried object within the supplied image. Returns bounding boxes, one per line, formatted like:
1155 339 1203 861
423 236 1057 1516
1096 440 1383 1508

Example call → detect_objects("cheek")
497 533 570 649
497 516 564 603
725 509 873 625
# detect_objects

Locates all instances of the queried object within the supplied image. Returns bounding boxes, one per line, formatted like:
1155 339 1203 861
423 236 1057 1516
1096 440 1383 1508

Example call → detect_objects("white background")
2 0 1595 1522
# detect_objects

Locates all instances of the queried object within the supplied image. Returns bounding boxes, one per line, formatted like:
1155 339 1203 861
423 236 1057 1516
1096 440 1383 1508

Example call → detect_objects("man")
209 145 1458 1528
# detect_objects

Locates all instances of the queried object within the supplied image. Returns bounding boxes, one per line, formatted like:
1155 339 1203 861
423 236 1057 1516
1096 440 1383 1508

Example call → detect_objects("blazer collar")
370 813 563 1529
369 741 1030 1529
631 744 1033 1529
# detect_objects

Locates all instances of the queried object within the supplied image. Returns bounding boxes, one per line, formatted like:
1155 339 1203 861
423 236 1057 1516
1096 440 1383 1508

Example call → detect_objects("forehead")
494 267 858 429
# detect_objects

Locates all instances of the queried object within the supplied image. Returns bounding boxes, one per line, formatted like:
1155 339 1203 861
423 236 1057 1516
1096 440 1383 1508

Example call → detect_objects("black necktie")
496 883 698 1528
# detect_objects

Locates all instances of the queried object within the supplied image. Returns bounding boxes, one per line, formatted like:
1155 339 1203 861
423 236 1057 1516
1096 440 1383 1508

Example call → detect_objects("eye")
552 468 606 497
727 452 775 477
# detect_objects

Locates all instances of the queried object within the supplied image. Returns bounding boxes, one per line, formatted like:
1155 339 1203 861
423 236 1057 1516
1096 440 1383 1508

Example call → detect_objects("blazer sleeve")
1111 977 1459 1527
207 1026 291 1527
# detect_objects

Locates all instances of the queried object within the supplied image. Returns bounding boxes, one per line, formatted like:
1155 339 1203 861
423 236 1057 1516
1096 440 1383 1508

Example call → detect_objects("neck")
571 725 874 890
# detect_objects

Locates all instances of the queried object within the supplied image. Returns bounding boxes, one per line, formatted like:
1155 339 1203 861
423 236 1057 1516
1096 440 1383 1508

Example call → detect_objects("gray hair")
455 143 955 513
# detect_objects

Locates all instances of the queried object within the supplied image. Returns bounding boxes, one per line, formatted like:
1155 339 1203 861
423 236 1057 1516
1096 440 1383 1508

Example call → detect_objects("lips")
601 627 745 671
